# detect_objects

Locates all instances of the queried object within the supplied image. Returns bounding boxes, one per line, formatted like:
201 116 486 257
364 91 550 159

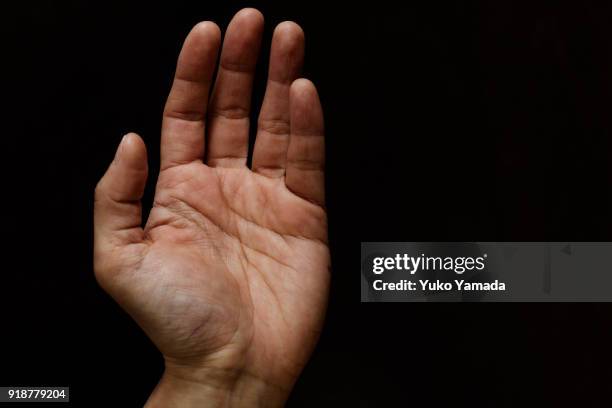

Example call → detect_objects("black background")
3 1 612 406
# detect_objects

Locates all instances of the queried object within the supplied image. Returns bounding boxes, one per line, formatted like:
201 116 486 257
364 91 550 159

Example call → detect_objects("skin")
93 8 329 407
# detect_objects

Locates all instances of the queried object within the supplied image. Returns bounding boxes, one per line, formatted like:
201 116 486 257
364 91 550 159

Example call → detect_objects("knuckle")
258 118 290 135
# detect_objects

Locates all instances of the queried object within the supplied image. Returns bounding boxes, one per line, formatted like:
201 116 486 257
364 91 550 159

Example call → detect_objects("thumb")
94 133 148 249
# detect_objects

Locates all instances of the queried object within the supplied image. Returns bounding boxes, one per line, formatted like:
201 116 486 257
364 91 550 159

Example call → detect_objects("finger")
206 8 264 168
161 22 221 171
285 79 325 206
94 133 148 246
252 21 305 177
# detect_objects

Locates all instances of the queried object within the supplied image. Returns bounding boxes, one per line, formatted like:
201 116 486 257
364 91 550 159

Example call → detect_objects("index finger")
161 22 221 171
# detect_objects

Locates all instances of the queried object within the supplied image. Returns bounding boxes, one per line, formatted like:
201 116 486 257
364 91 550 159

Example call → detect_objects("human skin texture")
93 8 329 407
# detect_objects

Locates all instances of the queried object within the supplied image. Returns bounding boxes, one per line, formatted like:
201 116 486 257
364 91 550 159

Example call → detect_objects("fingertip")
191 21 222 44
234 7 265 25
117 133 148 171
290 79 324 132
274 21 305 44
290 78 317 98
266 22 304 85
176 21 221 82
273 21 305 66
227 8 265 41
185 22 221 57
220 8 264 67
227 8 265 43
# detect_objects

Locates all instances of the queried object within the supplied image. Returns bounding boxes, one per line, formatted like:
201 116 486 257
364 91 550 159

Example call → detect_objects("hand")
93 8 329 407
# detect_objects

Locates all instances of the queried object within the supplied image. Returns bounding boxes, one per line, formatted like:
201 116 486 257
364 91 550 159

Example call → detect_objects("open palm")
93 9 329 405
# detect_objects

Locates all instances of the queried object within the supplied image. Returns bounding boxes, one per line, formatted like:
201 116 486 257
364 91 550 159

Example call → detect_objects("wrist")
145 362 292 408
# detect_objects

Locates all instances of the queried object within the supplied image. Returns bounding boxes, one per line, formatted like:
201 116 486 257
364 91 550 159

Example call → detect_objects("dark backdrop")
2 1 612 406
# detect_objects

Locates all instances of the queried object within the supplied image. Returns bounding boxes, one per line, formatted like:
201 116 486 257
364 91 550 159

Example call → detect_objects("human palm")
93 9 329 406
